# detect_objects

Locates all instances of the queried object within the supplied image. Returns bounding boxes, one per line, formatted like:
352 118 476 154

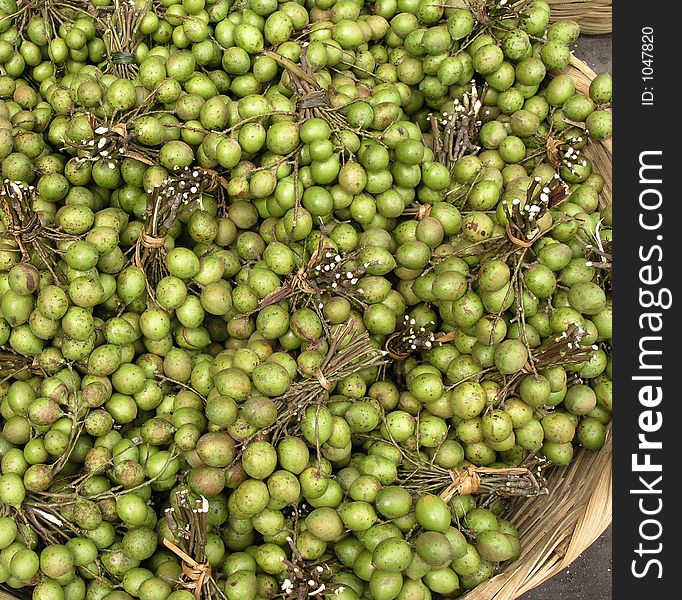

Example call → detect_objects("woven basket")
462 56 612 600
548 0 612 35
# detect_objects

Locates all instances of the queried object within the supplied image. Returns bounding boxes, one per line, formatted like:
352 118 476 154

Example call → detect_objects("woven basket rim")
460 56 612 600
548 0 613 35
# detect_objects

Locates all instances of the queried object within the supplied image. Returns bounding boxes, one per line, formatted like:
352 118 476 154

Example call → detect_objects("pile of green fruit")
0 0 612 599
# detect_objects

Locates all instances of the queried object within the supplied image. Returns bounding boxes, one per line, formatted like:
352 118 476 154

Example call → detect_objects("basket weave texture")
461 56 612 600
548 0 613 35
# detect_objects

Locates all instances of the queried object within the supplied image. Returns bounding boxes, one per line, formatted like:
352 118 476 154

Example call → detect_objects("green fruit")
415 494 451 533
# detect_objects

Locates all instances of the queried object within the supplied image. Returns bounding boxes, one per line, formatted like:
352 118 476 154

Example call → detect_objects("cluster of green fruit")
0 0 611 599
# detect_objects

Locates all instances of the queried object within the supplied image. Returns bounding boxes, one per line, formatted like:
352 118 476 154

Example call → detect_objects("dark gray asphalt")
520 33 613 600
